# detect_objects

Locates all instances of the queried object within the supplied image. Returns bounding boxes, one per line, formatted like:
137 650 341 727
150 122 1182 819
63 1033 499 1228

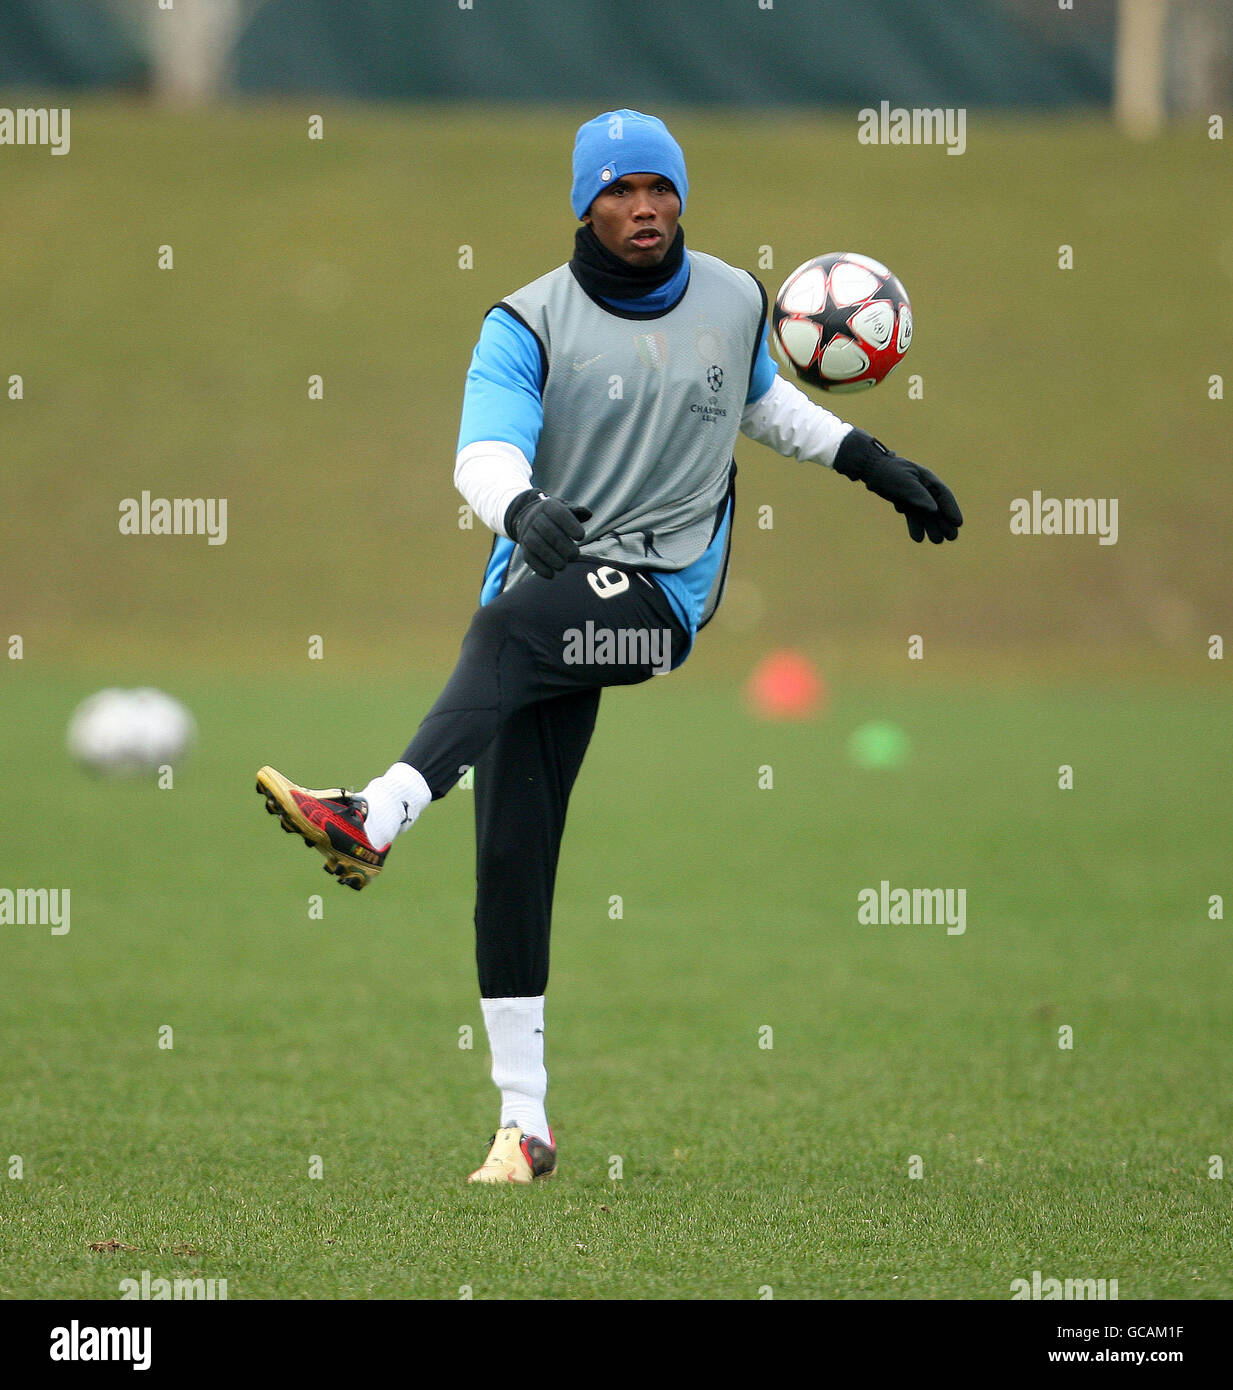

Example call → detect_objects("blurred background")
1 0 1230 681
2 0 1232 1301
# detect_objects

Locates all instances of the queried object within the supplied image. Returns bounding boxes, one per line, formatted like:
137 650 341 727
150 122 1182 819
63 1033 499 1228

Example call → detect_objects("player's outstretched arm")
740 371 851 465
740 375 962 544
454 308 545 536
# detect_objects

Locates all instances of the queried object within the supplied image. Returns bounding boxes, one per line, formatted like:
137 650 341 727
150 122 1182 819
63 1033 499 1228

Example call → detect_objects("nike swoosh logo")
571 353 606 371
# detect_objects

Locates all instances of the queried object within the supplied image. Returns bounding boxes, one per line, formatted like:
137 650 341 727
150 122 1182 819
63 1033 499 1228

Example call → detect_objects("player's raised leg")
255 560 683 893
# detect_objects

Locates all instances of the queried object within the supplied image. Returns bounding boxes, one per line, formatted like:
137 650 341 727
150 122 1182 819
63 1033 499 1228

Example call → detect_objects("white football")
67 688 196 776
772 252 913 392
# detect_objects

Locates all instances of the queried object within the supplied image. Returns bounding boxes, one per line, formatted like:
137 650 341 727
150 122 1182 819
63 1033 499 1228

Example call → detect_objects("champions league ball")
772 253 912 392
67 688 196 776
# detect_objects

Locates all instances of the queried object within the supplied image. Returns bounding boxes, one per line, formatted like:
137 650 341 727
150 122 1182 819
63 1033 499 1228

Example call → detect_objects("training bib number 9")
587 567 631 600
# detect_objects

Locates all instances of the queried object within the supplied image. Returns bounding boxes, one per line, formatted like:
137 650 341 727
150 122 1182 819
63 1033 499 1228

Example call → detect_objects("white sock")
480 995 550 1143
357 762 431 849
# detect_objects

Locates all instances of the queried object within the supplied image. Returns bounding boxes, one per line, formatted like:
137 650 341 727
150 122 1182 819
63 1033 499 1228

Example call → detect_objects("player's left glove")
504 488 593 578
832 428 963 544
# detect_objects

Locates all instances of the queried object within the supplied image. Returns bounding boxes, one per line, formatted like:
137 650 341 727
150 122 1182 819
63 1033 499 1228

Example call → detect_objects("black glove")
504 489 592 578
832 429 963 544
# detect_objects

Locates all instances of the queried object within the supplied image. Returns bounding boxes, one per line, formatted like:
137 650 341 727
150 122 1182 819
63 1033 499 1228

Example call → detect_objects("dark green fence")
1 0 1114 107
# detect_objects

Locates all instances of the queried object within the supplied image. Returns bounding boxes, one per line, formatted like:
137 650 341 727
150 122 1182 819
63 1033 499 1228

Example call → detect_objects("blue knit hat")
571 109 688 220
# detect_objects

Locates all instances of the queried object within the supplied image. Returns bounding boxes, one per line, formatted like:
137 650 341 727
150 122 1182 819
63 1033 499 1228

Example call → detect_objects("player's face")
583 173 681 267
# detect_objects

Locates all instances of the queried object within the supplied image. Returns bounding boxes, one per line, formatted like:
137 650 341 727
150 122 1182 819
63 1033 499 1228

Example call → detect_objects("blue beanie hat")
570 109 688 220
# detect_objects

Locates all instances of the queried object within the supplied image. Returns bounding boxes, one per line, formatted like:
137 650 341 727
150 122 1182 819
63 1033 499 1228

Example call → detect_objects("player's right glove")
504 489 592 578
832 428 963 544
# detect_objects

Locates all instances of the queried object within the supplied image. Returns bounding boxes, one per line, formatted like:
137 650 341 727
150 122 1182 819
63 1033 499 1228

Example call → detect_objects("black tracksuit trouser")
401 558 689 998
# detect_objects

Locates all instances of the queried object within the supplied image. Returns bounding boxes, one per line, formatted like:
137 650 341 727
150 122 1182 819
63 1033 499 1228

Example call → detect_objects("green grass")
2 670 1229 1298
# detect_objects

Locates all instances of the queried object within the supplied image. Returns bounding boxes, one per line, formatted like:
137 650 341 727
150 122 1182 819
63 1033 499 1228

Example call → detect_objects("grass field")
2 669 1230 1299
1 103 1230 1301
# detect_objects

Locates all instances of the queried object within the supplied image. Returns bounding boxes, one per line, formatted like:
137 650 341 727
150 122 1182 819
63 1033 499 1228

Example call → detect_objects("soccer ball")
67 688 196 776
771 252 912 392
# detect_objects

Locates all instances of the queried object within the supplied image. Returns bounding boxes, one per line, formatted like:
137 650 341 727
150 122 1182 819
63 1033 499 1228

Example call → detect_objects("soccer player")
257 109 962 1183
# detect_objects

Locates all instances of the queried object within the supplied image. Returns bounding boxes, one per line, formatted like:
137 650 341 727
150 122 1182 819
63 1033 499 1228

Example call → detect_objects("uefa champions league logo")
706 364 724 392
